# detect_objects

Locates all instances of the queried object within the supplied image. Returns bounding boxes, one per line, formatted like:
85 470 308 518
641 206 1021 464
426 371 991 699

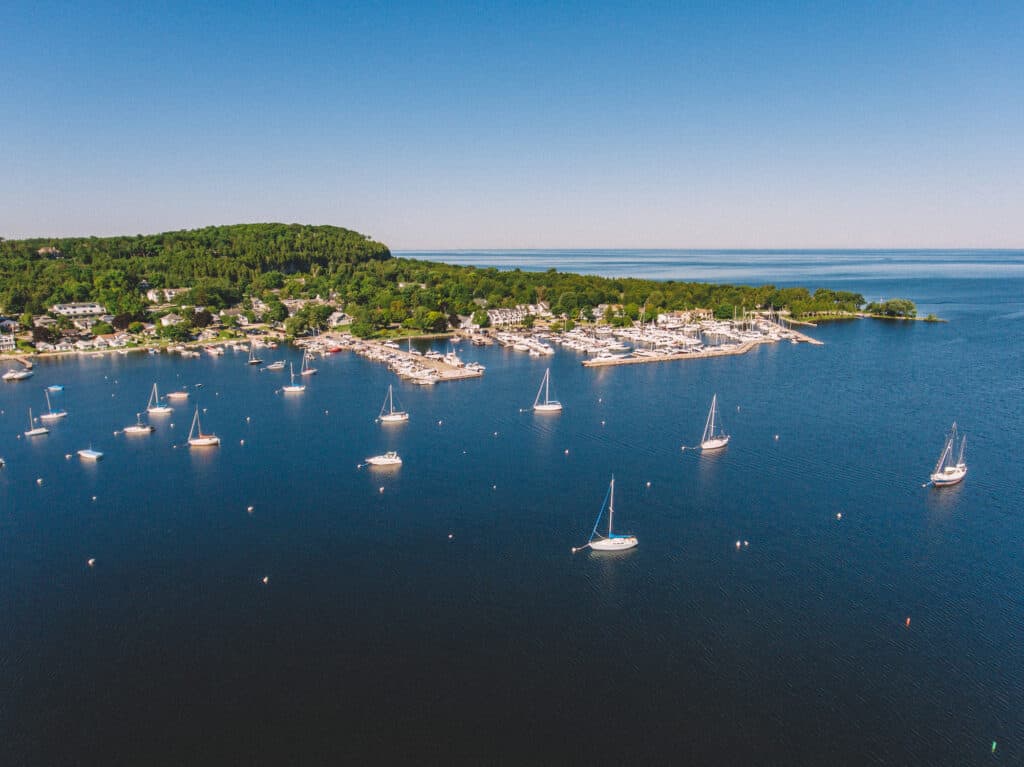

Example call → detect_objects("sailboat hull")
378 413 409 423
39 411 68 421
123 424 155 434
930 465 967 486
590 536 638 551
533 402 563 413
700 436 730 450
188 436 220 447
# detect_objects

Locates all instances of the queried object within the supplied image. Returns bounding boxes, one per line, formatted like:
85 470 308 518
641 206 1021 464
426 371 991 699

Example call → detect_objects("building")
160 313 184 327
146 288 189 303
50 302 106 318
0 333 16 352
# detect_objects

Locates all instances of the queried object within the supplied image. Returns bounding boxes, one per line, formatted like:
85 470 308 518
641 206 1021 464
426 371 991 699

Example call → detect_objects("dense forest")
0 224 912 337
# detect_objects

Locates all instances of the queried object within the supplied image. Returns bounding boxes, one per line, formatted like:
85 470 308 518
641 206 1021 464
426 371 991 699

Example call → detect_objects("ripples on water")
2 251 1023 764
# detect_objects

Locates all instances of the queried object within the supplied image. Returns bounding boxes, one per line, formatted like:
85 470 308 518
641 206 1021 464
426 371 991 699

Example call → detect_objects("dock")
582 331 821 368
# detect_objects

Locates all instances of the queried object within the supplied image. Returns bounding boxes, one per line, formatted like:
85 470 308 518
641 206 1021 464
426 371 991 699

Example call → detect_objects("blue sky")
2 1 1022 247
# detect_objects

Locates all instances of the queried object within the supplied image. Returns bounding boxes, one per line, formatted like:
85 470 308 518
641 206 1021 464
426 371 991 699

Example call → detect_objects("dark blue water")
2 251 1022 765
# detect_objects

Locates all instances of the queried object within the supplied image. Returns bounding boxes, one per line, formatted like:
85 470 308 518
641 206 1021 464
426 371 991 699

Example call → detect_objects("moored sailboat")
281 362 306 393
929 422 967 487
377 384 409 423
532 368 562 413
123 412 155 434
38 389 67 421
146 383 173 414
572 476 638 552
300 351 318 376
187 406 220 447
24 408 49 437
699 394 729 450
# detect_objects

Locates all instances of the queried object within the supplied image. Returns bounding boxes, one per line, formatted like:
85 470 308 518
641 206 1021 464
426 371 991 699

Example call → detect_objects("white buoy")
262 576 269 585
493 431 498 436
379 486 384 493
836 512 842 520
601 420 605 426
492 484 497 490
240 439 245 445
247 506 254 513
564 449 569 455
87 558 95 567
438 420 443 425
91 496 97 502
743 541 749 547
646 481 651 487
774 434 779 440
448 533 453 540
246 416 251 422
65 454 72 460
735 540 741 548
36 478 43 485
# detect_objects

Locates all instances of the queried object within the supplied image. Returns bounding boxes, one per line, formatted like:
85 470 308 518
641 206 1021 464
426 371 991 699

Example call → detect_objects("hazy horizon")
3 2 1022 249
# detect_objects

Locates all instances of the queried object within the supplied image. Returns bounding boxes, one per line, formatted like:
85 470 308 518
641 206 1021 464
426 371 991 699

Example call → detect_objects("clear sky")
2 1 1022 248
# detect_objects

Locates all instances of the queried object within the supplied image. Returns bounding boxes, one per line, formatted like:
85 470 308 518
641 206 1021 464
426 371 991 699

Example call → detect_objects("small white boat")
24 408 49 437
146 383 173 415
187 406 220 447
282 362 306 393
39 389 68 421
77 448 104 461
300 351 318 376
47 384 65 392
123 412 155 434
573 476 638 552
166 390 189 400
365 451 402 466
532 368 562 413
265 360 286 371
377 384 409 423
3 369 33 381
699 394 730 450
930 422 967 487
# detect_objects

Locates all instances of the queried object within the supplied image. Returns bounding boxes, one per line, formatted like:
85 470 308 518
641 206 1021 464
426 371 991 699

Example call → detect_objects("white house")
0 333 16 352
50 302 106 317
160 313 184 327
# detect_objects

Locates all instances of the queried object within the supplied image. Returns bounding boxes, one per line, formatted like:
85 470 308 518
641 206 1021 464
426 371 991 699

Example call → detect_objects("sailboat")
532 368 562 412
377 384 409 423
929 422 967 487
146 383 173 414
281 362 306 393
300 351 318 376
24 408 49 437
38 389 68 421
572 476 638 552
247 344 263 365
123 412 155 434
187 406 220 447
699 394 729 450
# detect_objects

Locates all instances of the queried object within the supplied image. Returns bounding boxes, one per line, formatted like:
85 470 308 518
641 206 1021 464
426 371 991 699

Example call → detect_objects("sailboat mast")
608 477 615 535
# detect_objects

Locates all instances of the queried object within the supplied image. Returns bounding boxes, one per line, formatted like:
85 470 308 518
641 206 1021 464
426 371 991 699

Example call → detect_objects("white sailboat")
281 362 306 393
166 389 189 400
123 412 155 434
929 422 967 487
77 447 104 461
377 384 409 423
187 406 220 447
38 389 67 421
365 451 402 466
699 394 729 450
573 476 638 552
146 383 173 414
300 351 318 376
247 345 263 365
532 368 562 413
24 408 49 437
